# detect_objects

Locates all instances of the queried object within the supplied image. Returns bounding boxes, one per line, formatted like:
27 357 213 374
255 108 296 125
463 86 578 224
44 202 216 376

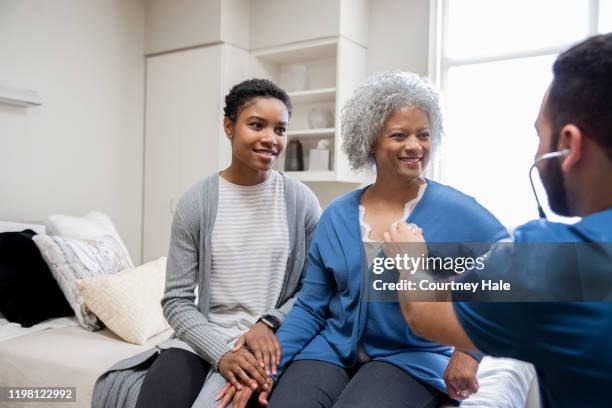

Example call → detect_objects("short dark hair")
548 33 612 160
223 78 292 123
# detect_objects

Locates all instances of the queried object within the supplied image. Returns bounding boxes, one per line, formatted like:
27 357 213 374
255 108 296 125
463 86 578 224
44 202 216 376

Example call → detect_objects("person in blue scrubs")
260 72 509 408
396 33 612 408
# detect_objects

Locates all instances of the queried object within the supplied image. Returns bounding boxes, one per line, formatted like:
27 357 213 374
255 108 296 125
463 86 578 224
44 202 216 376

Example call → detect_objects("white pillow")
0 221 46 235
455 357 535 408
46 211 134 267
32 234 133 331
77 257 169 345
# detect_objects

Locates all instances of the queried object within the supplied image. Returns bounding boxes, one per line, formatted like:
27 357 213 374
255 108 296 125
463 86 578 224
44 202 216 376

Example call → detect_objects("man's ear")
559 124 583 173
223 117 234 142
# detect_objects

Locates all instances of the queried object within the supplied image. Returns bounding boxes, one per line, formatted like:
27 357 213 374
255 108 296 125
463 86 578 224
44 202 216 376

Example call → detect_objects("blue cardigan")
275 180 508 393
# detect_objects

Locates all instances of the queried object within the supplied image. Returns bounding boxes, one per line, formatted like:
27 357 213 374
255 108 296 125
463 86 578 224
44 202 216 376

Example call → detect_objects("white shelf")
284 171 336 182
252 39 337 64
284 170 367 184
287 128 335 138
288 88 336 104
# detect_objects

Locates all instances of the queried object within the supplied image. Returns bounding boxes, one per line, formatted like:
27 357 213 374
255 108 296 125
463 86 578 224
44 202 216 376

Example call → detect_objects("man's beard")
539 152 571 216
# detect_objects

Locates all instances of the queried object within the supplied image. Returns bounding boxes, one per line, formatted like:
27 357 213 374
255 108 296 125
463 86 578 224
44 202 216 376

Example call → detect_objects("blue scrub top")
453 209 612 408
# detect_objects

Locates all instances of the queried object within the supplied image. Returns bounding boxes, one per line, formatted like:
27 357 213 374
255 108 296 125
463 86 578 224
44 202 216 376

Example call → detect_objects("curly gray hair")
341 71 443 170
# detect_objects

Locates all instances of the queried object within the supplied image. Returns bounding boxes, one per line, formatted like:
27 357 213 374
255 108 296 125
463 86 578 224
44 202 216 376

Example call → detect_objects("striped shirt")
208 171 289 343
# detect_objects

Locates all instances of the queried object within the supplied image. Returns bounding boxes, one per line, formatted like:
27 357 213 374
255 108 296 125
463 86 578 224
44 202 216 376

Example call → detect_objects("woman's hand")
215 383 236 408
218 348 268 392
215 382 252 408
444 350 480 400
233 322 281 375
215 377 274 408
257 377 274 406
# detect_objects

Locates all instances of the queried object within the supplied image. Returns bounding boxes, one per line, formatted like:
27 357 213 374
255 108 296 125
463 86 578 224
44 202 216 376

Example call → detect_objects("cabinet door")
143 46 222 262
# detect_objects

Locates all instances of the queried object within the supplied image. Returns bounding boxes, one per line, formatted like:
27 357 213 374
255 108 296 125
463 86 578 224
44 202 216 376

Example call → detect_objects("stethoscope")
528 149 571 219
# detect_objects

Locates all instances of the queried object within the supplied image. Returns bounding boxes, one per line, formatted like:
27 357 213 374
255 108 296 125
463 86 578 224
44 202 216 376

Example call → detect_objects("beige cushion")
77 257 169 345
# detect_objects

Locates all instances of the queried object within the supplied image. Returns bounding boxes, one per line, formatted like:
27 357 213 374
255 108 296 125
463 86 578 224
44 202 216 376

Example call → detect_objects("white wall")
145 0 221 54
250 0 341 49
0 0 146 262
340 0 369 47
221 0 251 50
146 0 250 54
367 0 430 76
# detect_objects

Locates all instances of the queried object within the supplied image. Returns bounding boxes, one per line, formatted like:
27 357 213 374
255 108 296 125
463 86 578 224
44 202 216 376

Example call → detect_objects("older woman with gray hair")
262 72 509 408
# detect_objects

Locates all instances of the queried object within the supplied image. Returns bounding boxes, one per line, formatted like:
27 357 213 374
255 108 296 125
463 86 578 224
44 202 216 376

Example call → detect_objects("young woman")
259 72 509 407
92 79 320 408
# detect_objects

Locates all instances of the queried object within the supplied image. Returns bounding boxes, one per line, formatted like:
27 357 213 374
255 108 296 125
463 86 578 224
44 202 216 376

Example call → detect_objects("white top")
359 180 427 243
208 171 290 344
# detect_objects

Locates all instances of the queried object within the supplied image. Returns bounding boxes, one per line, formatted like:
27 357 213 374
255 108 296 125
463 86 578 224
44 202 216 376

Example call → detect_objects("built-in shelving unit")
250 37 367 183
284 170 336 182
287 128 335 138
288 87 336 104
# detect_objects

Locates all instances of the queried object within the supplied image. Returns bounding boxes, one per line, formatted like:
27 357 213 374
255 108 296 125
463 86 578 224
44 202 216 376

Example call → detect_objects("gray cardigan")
161 172 321 367
92 172 320 408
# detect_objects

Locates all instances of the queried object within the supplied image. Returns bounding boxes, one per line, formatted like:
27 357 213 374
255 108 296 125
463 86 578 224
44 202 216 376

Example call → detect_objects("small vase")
285 140 304 171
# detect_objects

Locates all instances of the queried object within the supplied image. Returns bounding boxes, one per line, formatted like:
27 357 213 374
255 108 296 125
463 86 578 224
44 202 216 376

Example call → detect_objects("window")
431 0 611 227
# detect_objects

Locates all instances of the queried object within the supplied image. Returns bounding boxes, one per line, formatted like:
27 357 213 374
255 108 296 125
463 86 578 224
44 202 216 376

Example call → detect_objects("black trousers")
268 360 450 408
135 348 211 408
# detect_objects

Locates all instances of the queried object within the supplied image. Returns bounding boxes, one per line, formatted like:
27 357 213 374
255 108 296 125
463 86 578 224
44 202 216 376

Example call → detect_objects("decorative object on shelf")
308 139 331 171
287 64 308 92
308 107 334 129
285 140 304 171
0 85 42 107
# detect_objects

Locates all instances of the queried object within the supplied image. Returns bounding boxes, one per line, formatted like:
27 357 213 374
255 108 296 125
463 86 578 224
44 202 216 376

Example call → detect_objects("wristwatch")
259 314 281 331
